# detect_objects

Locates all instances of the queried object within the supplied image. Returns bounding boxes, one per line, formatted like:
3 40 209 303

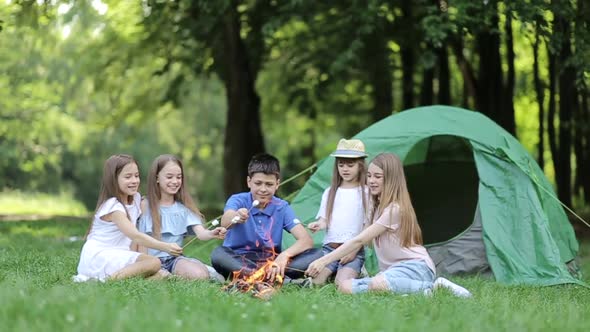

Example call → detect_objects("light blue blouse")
138 201 202 258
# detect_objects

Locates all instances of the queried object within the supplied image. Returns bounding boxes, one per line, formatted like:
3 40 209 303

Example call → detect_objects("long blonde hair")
368 153 422 247
325 157 368 228
146 154 204 239
86 154 137 237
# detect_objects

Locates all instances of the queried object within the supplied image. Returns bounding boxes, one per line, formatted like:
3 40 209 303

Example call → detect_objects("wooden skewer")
182 219 223 249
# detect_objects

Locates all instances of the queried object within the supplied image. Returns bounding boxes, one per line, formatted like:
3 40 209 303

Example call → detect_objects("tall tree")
437 46 451 105
503 10 516 135
553 7 575 207
532 21 546 170
213 3 265 197
474 1 505 127
400 0 415 110
142 0 270 197
363 27 394 122
573 0 590 204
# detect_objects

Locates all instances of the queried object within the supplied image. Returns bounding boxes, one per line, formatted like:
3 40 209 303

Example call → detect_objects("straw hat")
330 138 368 158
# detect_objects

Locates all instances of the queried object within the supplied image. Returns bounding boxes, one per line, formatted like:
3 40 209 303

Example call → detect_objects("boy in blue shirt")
211 153 322 282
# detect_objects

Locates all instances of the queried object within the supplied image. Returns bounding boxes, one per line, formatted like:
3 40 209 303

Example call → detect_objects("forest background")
1 0 589 224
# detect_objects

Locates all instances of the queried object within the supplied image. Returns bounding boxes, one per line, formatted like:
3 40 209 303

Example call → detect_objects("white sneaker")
433 277 472 298
72 274 90 283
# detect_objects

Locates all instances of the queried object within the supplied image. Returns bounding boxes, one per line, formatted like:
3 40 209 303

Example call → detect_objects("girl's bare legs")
339 274 389 294
338 279 354 294
335 267 359 292
366 274 390 292
172 258 210 280
146 269 172 280
109 254 161 280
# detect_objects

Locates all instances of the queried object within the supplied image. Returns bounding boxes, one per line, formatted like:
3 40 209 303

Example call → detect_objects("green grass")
0 190 89 218
1 219 590 332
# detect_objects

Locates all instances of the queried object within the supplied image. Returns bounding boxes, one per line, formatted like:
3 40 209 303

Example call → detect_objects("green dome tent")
284 105 582 286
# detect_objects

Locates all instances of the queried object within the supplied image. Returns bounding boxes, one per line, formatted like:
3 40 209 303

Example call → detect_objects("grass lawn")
1 218 589 332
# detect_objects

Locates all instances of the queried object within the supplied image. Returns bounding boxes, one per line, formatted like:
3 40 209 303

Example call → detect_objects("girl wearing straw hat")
307 138 369 288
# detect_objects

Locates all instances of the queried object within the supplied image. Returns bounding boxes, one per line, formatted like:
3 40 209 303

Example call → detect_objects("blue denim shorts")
322 244 365 273
381 259 435 292
159 256 203 273
351 259 435 294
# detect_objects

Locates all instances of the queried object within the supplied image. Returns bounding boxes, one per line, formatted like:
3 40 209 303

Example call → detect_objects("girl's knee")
173 259 209 279
145 256 162 273
368 275 390 292
337 279 354 294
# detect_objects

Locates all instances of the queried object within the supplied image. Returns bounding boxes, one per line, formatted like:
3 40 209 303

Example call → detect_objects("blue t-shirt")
223 192 300 254
138 201 202 258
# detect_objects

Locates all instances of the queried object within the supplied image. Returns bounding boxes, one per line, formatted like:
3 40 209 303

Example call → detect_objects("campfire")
223 204 288 300
223 258 284 301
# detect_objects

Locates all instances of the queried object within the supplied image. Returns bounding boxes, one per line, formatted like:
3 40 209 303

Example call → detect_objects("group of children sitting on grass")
73 139 471 298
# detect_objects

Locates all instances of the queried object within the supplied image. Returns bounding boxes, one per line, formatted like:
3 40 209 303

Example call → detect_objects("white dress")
74 193 142 281
316 186 367 244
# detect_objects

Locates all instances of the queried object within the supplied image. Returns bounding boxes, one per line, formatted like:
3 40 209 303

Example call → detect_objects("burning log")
222 260 284 300
252 282 275 301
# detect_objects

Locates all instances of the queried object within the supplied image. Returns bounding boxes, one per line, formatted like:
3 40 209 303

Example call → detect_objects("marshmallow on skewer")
231 200 260 223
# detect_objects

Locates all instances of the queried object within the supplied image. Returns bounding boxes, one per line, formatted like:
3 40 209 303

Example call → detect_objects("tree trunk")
579 0 590 204
573 94 584 197
503 11 516 136
475 3 504 124
437 46 451 105
462 80 470 108
555 16 574 208
547 50 559 183
401 0 415 110
401 48 414 110
364 29 393 122
532 27 545 170
216 5 265 197
450 36 477 108
581 89 590 203
420 66 434 106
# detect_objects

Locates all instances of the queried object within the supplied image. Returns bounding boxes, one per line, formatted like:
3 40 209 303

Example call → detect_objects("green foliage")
1 0 589 212
1 1 228 210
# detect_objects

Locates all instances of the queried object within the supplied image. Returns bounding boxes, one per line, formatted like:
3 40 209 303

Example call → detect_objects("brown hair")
146 154 204 239
247 153 280 178
86 154 137 237
325 157 368 228
367 153 422 248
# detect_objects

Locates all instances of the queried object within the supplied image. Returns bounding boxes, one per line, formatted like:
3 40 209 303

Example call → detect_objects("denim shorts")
381 259 435 292
322 244 365 273
351 259 435 294
159 256 203 273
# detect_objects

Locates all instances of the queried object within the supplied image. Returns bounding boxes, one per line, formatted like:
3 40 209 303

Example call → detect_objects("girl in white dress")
74 154 183 282
139 154 226 281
